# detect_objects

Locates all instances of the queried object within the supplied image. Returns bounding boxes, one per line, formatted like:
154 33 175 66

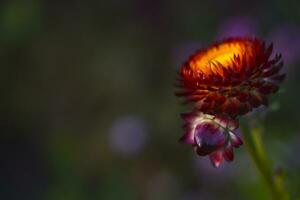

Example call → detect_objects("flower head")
176 37 285 167
180 112 242 167
176 37 285 117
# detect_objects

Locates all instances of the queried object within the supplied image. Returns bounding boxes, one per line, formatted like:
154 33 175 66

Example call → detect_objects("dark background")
1 0 300 199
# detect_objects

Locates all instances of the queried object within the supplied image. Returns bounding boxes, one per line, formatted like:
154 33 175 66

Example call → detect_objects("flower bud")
180 112 242 167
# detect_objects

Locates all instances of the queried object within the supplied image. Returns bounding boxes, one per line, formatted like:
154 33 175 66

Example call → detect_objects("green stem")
241 124 289 200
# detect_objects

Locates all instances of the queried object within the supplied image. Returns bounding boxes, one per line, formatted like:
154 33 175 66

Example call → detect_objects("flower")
176 37 285 117
180 112 242 167
175 37 284 167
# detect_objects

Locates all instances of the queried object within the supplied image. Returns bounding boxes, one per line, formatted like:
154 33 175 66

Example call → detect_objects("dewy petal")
209 150 224 168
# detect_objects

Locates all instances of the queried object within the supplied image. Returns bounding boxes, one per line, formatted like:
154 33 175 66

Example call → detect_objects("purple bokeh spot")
109 115 147 156
216 16 257 39
269 24 300 66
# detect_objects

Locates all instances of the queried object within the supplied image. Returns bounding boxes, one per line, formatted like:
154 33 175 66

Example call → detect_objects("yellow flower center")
190 41 253 75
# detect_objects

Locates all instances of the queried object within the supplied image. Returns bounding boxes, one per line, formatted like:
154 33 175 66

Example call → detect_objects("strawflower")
176 37 285 167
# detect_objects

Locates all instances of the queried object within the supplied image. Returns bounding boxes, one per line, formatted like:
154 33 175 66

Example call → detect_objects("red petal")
223 144 234 161
180 113 196 122
236 92 249 102
249 93 261 108
259 83 279 94
179 128 195 145
222 99 239 117
209 151 223 168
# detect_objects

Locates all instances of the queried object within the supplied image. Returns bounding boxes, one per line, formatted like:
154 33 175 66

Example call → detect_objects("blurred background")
1 0 300 199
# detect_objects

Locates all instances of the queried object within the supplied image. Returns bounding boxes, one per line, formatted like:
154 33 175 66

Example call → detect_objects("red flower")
176 37 285 167
176 37 285 117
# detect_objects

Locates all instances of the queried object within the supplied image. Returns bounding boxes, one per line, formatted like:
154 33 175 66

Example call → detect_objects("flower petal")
209 150 224 167
229 131 243 147
223 144 234 161
180 112 196 123
179 128 195 144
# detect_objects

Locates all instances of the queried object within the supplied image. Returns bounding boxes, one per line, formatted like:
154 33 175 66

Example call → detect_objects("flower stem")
241 124 289 200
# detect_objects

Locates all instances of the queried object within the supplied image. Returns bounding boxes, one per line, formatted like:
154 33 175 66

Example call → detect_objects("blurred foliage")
1 0 300 200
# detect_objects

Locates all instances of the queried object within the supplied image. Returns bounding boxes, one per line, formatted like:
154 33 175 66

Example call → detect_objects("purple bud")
194 123 226 155
179 112 243 167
